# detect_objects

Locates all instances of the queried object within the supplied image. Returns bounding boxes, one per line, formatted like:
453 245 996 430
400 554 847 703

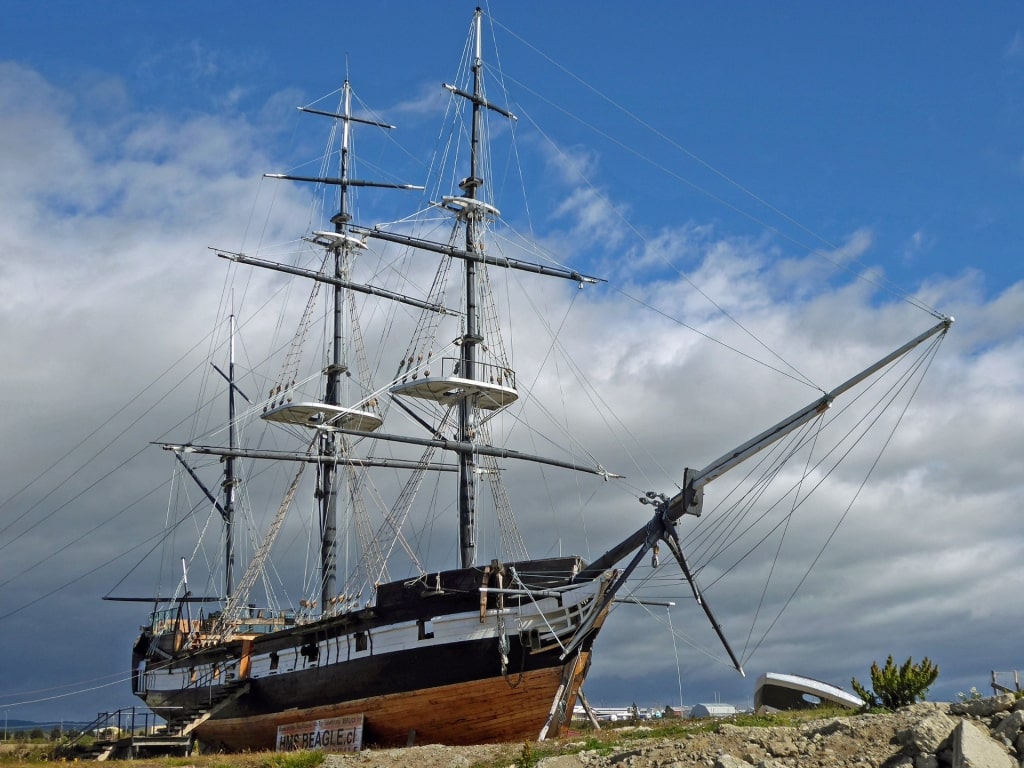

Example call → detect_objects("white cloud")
902 228 931 262
1005 30 1024 60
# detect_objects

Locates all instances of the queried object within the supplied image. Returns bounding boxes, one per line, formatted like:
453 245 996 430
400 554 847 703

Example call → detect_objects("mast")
457 9 485 569
250 78 420 612
446 8 517 568
224 314 237 597
317 80 355 612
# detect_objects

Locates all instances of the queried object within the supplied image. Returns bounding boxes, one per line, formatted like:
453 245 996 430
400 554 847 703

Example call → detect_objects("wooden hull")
194 659 588 750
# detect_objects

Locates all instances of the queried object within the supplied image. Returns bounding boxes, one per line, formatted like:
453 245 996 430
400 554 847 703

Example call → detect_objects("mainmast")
257 80 421 612
317 80 354 611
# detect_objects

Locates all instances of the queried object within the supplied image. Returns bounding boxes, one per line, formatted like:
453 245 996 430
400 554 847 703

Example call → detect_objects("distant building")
689 703 737 718
572 705 659 723
663 706 691 719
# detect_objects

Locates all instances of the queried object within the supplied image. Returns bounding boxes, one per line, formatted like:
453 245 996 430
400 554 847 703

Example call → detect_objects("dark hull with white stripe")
134 557 613 749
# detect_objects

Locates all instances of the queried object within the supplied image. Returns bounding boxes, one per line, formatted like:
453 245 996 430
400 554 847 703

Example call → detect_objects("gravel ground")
321 705 956 768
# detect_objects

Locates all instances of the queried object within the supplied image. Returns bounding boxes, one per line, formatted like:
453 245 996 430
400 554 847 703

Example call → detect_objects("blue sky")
1 1 1023 727
7 1 1022 293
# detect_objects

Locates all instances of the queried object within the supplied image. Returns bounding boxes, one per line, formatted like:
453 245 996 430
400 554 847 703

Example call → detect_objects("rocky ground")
324 694 1024 768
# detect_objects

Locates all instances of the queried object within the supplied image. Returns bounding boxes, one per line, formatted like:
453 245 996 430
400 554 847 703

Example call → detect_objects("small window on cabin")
418 619 434 640
269 652 279 671
355 632 368 652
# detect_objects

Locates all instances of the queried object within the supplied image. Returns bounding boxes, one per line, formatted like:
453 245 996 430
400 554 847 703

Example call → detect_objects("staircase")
165 681 251 738
56 707 185 761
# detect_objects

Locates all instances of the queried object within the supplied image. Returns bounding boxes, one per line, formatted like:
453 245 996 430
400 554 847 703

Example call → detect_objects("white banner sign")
276 714 364 752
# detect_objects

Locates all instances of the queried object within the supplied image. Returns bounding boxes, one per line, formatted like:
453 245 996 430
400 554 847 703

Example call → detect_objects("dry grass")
0 707 860 768
0 744 327 768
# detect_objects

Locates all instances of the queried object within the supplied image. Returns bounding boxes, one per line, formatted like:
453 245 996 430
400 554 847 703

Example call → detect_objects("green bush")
851 655 939 710
515 742 537 768
265 750 327 768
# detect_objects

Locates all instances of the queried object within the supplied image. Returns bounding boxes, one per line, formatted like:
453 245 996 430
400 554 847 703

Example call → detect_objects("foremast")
455 8 512 568
346 9 601 573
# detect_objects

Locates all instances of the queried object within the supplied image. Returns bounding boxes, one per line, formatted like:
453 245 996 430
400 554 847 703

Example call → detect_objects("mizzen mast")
224 314 238 596
207 312 251 599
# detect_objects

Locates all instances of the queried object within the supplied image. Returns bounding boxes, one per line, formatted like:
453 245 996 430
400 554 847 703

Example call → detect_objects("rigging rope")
216 440 312 639
490 14 943 320
738 331 946 664
649 331 948 665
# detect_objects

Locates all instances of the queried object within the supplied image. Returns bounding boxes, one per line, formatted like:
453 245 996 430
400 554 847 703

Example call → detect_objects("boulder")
713 756 753 768
896 711 957 753
538 756 586 768
950 693 1016 718
991 708 1024 741
951 719 1015 768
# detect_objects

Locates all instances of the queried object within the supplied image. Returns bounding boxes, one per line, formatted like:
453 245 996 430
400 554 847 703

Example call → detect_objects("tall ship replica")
117 10 952 751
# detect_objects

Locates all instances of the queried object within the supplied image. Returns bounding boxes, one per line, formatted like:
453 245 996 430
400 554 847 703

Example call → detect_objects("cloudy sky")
2 1 1024 727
